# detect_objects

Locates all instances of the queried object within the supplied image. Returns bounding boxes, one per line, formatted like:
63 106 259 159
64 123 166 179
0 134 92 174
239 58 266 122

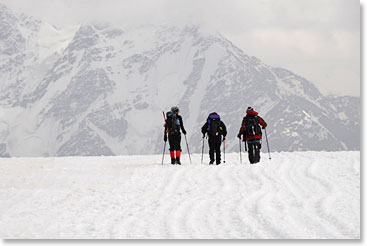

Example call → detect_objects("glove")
262 126 266 129
223 136 226 141
182 130 187 135
164 135 167 142
237 133 242 139
202 133 206 138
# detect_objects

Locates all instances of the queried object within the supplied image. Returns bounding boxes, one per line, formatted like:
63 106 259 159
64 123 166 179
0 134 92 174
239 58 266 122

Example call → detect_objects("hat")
171 106 179 113
246 107 253 113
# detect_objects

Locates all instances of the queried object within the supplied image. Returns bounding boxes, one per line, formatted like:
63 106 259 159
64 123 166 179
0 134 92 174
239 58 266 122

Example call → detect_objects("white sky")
0 0 360 96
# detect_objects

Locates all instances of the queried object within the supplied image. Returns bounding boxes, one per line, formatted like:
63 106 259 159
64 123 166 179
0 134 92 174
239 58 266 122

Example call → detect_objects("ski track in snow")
0 151 360 239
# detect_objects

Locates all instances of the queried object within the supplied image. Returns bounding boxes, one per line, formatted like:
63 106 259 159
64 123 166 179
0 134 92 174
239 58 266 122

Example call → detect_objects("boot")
209 160 214 165
175 157 181 165
170 151 175 164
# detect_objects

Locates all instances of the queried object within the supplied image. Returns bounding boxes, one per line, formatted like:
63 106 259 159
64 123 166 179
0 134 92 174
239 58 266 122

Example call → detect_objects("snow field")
0 151 360 239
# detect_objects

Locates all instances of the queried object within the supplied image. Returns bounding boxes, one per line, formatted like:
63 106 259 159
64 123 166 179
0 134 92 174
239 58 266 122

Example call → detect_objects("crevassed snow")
0 151 360 239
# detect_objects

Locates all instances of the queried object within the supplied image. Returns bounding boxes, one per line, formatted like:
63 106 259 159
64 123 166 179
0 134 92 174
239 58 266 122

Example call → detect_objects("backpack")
166 111 180 134
207 113 222 137
244 116 262 137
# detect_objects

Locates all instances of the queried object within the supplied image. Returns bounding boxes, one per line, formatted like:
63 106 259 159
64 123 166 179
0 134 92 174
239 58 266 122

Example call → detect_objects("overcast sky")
0 0 360 96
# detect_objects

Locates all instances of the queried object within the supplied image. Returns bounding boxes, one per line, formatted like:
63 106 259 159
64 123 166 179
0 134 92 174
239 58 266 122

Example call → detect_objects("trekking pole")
264 128 271 160
201 136 205 164
223 138 226 163
161 141 166 165
161 111 167 165
239 139 242 164
184 134 192 164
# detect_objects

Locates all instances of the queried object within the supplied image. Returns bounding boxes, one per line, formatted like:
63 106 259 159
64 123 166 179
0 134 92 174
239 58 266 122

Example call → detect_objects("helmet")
171 106 179 113
246 107 253 113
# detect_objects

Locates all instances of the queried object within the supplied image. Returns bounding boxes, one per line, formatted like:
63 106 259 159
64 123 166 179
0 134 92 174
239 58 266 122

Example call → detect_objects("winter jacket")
239 110 267 141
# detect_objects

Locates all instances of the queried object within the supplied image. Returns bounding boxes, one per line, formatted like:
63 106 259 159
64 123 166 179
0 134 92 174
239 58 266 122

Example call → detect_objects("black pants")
208 137 222 164
247 141 261 164
168 134 181 151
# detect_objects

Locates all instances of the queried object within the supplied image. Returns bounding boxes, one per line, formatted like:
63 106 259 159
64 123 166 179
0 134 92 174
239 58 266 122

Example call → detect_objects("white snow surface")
0 151 360 239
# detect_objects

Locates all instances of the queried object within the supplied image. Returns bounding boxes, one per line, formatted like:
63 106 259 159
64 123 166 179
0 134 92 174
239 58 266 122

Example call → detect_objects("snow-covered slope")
0 151 360 239
0 3 360 157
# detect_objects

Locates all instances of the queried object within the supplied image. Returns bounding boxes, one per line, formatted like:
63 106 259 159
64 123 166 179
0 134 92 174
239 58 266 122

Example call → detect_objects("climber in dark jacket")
201 112 227 165
164 106 186 164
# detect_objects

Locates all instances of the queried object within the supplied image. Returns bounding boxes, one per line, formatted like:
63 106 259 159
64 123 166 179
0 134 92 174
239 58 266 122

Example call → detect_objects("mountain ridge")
0 4 360 157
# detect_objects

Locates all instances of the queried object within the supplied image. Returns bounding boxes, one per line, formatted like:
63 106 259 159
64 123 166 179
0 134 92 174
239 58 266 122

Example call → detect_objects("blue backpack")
207 112 221 136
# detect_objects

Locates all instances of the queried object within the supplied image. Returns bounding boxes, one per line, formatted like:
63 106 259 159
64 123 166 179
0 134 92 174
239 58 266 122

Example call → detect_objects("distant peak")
182 24 200 33
90 22 113 30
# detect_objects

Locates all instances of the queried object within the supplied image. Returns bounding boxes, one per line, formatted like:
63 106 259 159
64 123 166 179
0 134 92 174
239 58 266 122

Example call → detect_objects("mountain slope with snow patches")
0 3 360 157
0 151 360 239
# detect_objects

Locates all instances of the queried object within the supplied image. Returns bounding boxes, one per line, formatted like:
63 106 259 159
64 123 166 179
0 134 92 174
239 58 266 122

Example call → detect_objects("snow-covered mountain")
0 4 360 157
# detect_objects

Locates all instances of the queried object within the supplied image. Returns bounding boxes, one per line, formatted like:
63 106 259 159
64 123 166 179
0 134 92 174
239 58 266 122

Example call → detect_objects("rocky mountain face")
0 4 360 157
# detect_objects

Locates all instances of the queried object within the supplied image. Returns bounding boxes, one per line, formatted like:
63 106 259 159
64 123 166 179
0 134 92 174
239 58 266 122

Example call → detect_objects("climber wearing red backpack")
238 107 267 164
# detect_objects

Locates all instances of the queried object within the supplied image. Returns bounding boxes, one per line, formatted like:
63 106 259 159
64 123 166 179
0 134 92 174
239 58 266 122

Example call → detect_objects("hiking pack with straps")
245 116 262 137
166 111 180 134
207 113 222 137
